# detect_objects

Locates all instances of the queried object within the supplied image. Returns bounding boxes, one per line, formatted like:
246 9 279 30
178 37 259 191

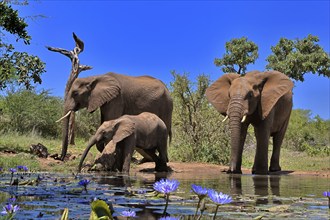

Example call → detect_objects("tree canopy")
214 37 259 75
266 35 330 81
215 35 329 82
0 1 45 90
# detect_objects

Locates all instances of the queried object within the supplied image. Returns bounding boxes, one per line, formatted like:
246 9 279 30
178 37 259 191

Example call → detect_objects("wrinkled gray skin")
206 70 293 175
78 112 168 173
61 72 173 161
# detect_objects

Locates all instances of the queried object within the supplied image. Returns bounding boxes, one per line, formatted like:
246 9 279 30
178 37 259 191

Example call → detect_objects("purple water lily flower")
153 179 180 215
78 179 91 187
78 179 91 192
0 167 3 172
121 210 136 217
153 179 180 194
9 168 17 173
191 184 209 217
191 184 209 199
208 190 232 205
208 190 232 220
1 204 20 215
324 191 330 209
7 197 16 203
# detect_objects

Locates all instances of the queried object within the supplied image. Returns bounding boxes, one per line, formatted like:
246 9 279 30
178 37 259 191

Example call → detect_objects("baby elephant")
78 112 168 173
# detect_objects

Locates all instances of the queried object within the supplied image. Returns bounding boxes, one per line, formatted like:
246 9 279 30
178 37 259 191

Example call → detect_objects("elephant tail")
169 129 172 145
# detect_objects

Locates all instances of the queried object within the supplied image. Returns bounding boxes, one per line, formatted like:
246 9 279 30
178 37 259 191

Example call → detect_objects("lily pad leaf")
267 205 290 212
89 199 113 220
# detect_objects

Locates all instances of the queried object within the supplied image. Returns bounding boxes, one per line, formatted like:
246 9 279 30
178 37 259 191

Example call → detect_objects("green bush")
0 89 62 137
169 71 230 164
283 109 329 156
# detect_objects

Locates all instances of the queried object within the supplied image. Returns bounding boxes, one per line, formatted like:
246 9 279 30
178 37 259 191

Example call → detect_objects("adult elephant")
59 72 173 161
78 112 168 173
206 70 293 175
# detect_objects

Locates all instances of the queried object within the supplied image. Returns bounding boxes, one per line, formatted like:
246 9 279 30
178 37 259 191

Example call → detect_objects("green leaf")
89 200 113 220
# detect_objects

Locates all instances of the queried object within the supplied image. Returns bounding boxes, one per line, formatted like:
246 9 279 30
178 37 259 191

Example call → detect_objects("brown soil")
3 152 329 178
130 161 330 179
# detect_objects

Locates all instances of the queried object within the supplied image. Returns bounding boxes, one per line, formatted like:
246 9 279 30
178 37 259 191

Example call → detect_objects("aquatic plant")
1 204 20 220
323 191 330 209
191 184 209 219
17 166 28 172
9 168 16 185
137 189 147 194
153 179 180 215
207 190 232 220
121 210 136 219
158 217 181 220
78 179 91 192
7 198 16 204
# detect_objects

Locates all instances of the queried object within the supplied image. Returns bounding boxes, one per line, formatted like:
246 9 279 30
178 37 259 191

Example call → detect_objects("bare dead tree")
46 33 92 145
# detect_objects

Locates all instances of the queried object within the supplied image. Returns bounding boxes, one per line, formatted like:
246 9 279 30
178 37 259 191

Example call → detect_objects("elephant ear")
260 71 294 119
112 118 135 144
87 75 120 112
205 73 240 115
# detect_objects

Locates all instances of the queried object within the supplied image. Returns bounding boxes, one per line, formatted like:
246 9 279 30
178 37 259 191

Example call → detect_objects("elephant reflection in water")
229 175 281 205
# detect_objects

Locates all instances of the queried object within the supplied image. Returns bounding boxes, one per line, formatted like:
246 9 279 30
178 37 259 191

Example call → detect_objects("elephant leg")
155 133 168 171
136 148 167 172
135 148 155 163
253 124 271 175
159 133 169 163
114 142 124 172
269 119 289 172
121 137 135 173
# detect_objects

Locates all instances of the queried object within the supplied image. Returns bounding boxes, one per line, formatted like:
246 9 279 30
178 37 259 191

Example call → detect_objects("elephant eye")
246 91 253 99
72 90 78 97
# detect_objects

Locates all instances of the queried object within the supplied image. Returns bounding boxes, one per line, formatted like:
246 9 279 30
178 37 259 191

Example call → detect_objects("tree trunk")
47 33 92 153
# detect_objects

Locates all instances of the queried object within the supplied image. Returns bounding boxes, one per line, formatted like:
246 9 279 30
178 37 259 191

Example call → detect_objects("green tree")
0 89 62 137
214 37 259 75
283 109 329 156
170 71 230 164
0 1 45 90
266 34 330 81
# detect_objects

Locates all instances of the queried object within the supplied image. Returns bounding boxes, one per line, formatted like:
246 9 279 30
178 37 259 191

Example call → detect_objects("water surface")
0 171 329 219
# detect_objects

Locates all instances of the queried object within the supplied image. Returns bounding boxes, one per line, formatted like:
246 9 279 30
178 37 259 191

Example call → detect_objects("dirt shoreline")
1 152 329 178
130 161 330 179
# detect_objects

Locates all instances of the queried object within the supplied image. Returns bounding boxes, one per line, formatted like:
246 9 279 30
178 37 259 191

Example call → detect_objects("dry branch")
47 32 92 145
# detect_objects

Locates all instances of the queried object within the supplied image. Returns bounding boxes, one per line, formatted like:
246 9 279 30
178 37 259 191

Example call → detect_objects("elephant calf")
78 112 169 173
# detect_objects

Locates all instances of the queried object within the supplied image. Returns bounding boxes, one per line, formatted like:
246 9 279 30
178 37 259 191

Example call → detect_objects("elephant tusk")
222 115 229 122
56 110 72 123
241 115 247 123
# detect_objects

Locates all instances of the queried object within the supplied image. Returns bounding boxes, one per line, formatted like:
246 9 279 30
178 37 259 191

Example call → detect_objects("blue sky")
11 1 330 119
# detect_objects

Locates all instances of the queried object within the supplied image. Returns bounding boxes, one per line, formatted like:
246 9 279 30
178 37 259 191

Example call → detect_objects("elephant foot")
269 166 281 173
252 169 269 175
155 163 168 172
226 169 242 174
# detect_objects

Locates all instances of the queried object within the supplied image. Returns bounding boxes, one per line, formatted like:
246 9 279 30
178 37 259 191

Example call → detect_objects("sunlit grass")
0 131 328 173
0 132 97 173
242 146 329 172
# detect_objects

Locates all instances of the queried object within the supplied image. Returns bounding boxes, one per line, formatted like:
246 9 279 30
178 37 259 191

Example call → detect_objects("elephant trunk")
228 98 245 174
78 137 97 173
60 110 71 161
